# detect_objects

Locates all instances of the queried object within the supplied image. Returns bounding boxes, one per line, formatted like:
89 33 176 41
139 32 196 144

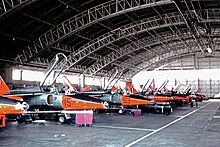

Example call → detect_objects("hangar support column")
101 77 106 90
1 66 13 84
79 74 85 90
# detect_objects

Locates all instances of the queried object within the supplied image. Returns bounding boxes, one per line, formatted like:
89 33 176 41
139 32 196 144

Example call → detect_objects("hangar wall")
161 57 220 97
2 65 125 91
175 79 219 98
160 57 220 70
133 57 220 98
2 56 220 98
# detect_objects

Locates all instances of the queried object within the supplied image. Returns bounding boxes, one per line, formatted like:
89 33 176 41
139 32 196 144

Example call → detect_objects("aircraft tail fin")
0 76 10 96
140 85 143 89
195 87 202 93
126 82 137 94
111 86 117 91
81 86 91 92
149 86 155 92
62 76 78 93
163 86 168 91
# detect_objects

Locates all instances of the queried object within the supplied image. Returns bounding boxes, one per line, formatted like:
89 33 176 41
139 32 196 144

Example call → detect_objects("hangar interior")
1 0 220 97
1 0 220 96
1 0 220 146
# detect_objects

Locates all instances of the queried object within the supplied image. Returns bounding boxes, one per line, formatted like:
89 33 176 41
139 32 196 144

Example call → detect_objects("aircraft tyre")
17 114 22 122
190 101 194 107
17 114 24 123
119 109 125 114
164 108 171 115
17 114 32 123
176 100 183 107
154 108 160 114
58 115 66 123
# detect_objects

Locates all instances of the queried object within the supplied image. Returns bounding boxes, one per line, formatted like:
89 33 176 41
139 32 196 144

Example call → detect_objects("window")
12 69 21 80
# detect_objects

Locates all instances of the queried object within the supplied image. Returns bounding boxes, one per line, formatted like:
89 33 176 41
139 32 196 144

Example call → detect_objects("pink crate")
76 113 93 125
131 109 141 118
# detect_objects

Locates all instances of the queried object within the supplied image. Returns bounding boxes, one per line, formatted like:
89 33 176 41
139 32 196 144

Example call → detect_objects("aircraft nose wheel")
58 115 66 123
119 109 125 114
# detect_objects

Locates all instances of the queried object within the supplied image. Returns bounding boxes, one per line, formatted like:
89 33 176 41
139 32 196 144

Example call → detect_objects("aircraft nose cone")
16 102 29 111
22 102 29 111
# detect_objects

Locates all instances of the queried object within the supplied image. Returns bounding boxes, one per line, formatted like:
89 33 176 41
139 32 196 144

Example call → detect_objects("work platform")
0 100 219 147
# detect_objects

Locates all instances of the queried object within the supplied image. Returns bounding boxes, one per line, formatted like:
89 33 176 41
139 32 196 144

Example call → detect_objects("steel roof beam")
122 49 194 79
0 0 35 18
21 13 55 27
32 26 218 77
83 11 220 76
52 31 188 74
53 27 200 76
122 40 220 78
14 6 220 77
52 12 185 74
85 28 194 75
172 1 206 53
15 0 173 63
29 57 109 75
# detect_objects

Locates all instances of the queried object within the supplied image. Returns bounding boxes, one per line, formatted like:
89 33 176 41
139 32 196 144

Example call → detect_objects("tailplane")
195 87 202 94
140 85 143 89
111 86 118 91
81 86 91 92
62 76 78 93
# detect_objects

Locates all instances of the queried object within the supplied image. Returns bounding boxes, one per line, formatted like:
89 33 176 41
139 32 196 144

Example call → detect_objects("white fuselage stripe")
0 103 16 107
125 102 211 147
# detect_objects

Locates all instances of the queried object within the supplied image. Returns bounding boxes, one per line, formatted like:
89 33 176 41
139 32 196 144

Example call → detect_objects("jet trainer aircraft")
124 80 173 114
1 53 108 123
63 69 152 112
126 80 174 103
127 80 206 109
0 76 28 129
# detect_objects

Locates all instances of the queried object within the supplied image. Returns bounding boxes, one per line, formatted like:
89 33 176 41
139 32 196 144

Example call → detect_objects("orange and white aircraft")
125 81 175 114
1 52 108 113
63 76 91 94
63 76 152 109
1 76 108 114
131 80 204 107
125 80 174 103
0 76 27 129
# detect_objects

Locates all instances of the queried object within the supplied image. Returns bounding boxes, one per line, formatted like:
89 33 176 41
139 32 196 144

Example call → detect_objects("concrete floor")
0 100 220 147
